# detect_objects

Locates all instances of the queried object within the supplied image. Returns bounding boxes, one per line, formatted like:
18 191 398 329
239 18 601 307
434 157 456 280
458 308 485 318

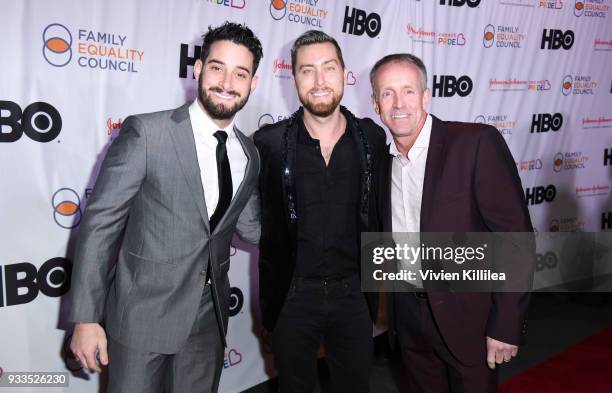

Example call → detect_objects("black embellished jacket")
253 106 388 331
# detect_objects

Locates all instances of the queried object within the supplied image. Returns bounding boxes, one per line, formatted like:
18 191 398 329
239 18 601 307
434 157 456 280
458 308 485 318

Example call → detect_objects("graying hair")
370 53 428 94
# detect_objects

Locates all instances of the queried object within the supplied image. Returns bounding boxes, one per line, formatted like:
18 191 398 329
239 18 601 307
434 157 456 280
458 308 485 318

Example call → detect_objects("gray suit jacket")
68 104 260 353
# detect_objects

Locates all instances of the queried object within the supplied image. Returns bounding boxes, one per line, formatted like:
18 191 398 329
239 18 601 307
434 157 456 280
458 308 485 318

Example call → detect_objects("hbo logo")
440 0 481 7
531 113 563 133
432 75 473 97
525 185 556 206
0 258 72 307
342 6 381 38
0 100 62 143
541 29 574 50
535 252 558 272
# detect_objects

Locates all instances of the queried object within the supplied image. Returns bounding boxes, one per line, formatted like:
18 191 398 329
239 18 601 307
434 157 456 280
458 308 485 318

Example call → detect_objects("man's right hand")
70 323 109 373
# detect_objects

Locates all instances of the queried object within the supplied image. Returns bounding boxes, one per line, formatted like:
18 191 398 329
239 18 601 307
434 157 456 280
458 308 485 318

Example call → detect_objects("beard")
298 87 343 117
198 78 249 120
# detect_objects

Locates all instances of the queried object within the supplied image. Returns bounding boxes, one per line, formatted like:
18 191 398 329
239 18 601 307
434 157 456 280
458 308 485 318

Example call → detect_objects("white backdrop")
1 0 611 392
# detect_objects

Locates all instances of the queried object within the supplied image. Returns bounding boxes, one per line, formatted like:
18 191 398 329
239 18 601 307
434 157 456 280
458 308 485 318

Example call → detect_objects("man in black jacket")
253 30 387 393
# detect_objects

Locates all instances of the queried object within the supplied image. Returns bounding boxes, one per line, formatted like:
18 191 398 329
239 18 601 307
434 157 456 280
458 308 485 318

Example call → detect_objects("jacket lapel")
383 154 393 232
343 107 371 232
420 115 447 232
281 110 299 244
169 104 211 234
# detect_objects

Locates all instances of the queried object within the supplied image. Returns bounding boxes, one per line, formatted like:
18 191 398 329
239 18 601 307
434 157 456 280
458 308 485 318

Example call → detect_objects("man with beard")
254 30 388 393
68 22 262 393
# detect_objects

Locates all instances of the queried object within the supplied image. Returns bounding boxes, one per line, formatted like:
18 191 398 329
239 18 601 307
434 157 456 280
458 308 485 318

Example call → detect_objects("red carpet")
501 326 612 393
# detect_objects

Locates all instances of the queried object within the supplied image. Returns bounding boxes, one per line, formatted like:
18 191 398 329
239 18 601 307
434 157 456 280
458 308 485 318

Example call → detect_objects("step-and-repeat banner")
1 0 611 392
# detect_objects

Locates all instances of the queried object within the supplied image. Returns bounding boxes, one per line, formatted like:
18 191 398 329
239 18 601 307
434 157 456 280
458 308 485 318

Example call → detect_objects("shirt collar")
413 113 432 148
189 99 236 139
297 112 351 145
389 114 432 158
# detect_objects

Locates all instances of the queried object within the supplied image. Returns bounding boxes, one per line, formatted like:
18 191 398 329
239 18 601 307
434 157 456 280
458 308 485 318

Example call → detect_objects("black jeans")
271 274 373 393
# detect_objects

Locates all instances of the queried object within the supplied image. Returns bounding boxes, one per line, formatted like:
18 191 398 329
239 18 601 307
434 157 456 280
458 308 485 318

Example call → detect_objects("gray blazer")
68 104 260 353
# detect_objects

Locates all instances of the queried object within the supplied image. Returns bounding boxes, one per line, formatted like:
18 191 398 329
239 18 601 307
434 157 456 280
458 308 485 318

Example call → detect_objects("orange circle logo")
52 188 82 229
270 0 287 20
574 1 585 16
483 24 495 48
43 23 72 67
561 75 573 96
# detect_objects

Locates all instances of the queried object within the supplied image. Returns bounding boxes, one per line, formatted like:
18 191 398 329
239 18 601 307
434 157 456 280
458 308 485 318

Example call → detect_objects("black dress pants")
271 274 373 393
394 292 497 393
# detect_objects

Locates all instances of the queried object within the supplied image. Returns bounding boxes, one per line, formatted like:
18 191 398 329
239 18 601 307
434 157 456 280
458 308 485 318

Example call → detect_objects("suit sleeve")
474 127 534 345
68 115 147 323
235 188 261 245
235 143 261 244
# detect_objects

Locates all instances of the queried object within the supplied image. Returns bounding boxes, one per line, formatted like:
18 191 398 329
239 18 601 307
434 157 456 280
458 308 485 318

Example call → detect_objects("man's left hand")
486 336 518 369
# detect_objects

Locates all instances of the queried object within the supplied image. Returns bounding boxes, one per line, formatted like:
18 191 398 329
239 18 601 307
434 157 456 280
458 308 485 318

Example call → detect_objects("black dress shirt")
294 117 361 279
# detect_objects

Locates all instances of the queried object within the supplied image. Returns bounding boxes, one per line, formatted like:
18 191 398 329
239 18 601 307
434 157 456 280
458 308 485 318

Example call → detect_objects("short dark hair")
370 53 428 93
200 22 263 74
290 30 345 75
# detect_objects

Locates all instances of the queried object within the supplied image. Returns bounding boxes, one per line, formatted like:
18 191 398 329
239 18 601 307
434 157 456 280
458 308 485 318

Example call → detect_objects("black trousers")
394 292 497 393
271 274 373 393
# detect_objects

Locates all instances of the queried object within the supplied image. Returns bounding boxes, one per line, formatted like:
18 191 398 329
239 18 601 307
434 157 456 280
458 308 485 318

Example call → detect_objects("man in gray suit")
68 22 262 393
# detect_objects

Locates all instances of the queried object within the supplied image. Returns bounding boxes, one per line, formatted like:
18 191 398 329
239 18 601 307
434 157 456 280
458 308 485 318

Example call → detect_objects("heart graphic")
228 349 242 366
345 71 357 86
0 367 3 380
457 33 466 46
231 0 246 9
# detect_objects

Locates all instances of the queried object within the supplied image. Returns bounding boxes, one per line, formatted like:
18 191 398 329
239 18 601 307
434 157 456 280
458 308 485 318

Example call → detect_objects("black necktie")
209 130 233 232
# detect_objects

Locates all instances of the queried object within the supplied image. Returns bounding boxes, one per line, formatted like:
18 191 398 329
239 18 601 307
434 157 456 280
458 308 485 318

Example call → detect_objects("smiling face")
371 61 430 138
293 42 345 118
194 40 258 123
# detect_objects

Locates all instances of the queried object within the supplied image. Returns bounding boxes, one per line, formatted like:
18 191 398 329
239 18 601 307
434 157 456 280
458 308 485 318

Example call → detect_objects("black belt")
294 275 358 286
